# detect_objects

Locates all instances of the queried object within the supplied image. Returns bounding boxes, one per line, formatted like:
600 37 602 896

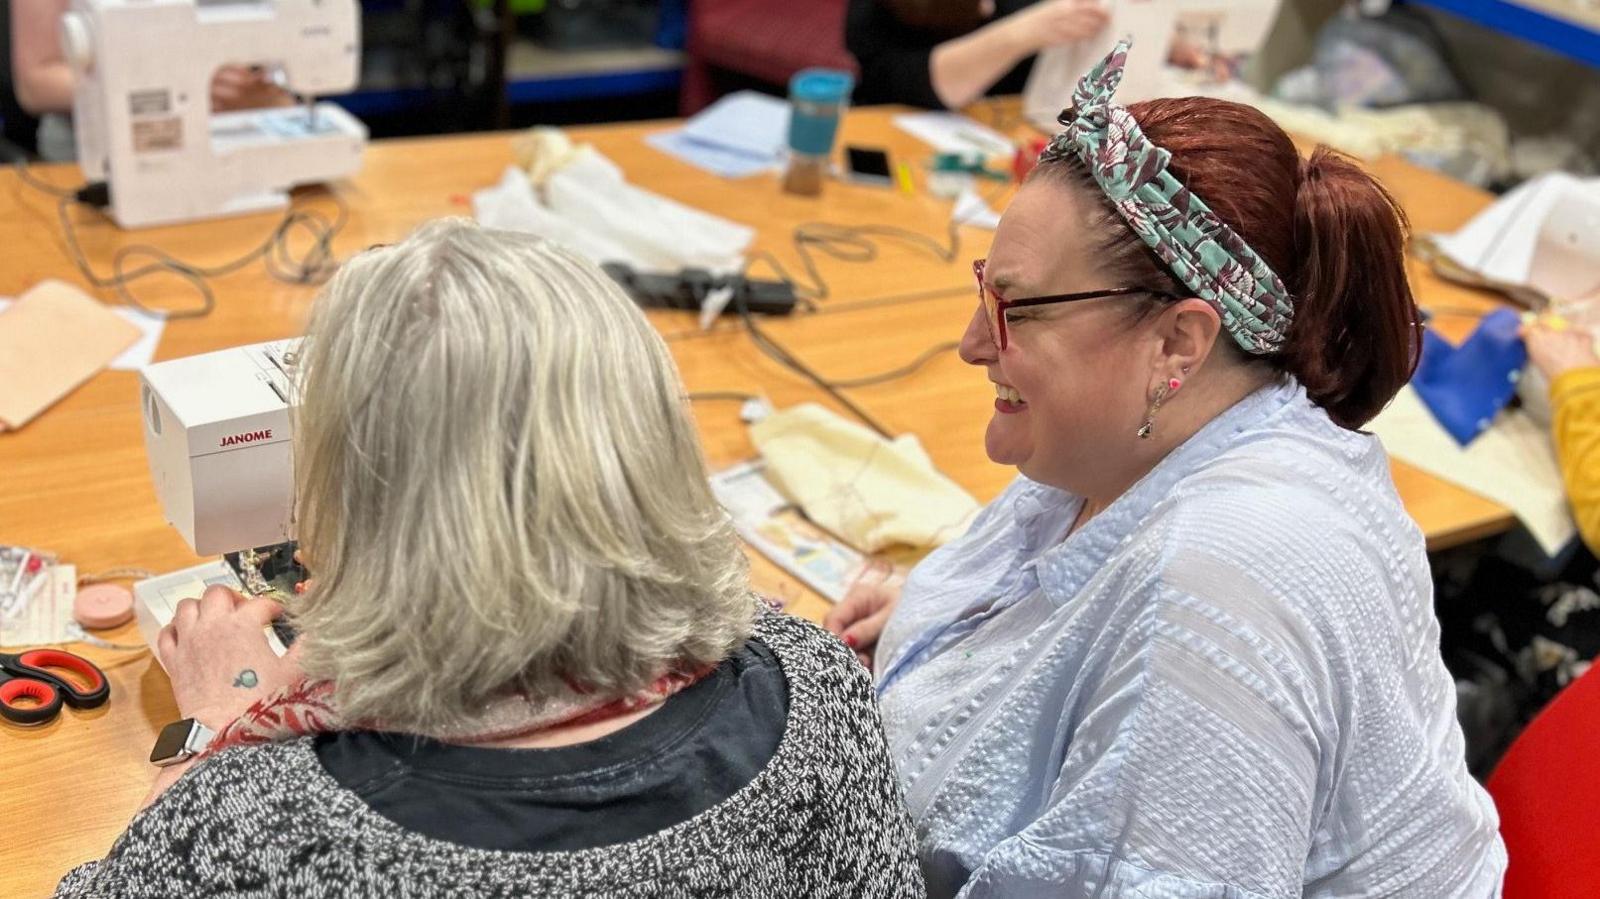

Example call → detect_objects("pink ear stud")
1168 378 1182 392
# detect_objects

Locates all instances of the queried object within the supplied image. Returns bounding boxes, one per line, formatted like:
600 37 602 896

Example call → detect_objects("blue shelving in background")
1406 0 1600 68
334 68 681 118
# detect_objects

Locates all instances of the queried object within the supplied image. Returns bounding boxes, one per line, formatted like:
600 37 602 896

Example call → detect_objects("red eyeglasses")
973 259 1178 350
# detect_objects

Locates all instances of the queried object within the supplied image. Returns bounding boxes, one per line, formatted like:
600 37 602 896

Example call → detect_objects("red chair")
1487 663 1600 897
680 0 859 115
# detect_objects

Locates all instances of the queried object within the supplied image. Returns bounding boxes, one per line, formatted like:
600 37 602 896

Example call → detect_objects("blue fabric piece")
1411 308 1528 447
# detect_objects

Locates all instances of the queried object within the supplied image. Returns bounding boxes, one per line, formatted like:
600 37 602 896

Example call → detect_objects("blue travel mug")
783 68 855 196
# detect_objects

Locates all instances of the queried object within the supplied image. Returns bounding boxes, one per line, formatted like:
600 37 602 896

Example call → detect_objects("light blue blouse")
875 379 1506 898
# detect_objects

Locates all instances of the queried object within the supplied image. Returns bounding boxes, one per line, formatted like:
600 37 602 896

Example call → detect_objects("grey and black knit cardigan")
55 610 927 898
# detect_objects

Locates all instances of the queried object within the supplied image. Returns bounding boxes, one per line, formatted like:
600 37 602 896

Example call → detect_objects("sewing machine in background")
1531 188 1600 311
61 0 367 228
133 340 303 662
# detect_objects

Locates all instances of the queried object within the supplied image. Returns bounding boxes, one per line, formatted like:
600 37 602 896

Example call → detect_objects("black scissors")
0 649 110 725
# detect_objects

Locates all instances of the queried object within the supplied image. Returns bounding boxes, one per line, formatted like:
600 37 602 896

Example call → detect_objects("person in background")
53 220 925 898
847 0 1108 109
11 0 290 160
828 40 1504 897
1525 318 1600 554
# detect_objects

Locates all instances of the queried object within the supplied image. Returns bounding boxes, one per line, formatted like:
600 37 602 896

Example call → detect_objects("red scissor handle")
0 675 62 725
11 650 110 708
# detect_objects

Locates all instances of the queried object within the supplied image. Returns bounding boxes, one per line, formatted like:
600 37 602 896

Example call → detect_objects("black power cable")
16 160 346 319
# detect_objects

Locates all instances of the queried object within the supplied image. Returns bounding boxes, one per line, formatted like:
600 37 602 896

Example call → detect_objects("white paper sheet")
678 91 790 161
709 461 866 602
1368 385 1575 555
891 112 1014 156
644 92 790 179
645 130 782 179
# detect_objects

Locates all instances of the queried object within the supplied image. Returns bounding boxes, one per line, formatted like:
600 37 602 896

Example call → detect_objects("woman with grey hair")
54 219 925 898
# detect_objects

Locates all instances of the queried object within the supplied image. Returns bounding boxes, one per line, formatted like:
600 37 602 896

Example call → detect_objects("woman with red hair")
829 40 1505 898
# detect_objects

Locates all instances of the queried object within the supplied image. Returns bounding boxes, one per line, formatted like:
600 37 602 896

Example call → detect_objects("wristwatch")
149 718 216 767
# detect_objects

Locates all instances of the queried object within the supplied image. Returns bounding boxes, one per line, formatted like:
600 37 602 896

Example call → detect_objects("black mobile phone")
845 146 893 186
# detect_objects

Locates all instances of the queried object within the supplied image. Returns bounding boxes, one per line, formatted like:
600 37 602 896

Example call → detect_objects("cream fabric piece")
749 403 980 553
1368 385 1574 555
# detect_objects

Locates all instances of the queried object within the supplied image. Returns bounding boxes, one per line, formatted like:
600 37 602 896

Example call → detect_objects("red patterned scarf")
203 665 715 758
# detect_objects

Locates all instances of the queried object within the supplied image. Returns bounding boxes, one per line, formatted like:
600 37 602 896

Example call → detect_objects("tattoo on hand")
233 669 258 689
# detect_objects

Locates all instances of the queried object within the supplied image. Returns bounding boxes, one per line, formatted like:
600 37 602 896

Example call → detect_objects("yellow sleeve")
1551 366 1600 555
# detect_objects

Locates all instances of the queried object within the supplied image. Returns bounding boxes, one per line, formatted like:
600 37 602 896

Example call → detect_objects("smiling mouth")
993 382 1026 411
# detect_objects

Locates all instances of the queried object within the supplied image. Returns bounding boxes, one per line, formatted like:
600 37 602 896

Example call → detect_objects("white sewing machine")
61 0 367 228
140 339 298 557
133 339 301 661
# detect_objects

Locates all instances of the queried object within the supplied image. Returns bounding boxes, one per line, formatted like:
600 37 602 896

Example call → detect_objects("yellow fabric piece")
1551 366 1600 555
749 403 980 553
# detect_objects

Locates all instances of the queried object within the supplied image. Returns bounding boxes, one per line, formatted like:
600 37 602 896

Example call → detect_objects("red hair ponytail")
1284 147 1421 428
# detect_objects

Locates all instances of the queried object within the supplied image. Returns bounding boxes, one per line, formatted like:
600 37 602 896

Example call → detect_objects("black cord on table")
690 175 1010 421
725 283 895 438
12 160 77 199
743 172 1011 309
54 192 346 319
16 158 346 319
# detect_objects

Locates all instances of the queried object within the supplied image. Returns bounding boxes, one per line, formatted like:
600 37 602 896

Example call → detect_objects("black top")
846 0 1041 108
314 639 789 852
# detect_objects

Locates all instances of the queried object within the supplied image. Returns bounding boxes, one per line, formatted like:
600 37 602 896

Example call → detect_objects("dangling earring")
1137 377 1182 439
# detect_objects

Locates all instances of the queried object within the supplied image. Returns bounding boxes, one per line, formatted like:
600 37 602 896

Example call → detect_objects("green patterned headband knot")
1039 38 1294 355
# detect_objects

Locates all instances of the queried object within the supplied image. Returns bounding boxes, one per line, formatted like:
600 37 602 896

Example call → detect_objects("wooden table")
0 104 1510 896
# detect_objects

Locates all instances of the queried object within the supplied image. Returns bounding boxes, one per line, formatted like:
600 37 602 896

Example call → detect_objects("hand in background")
210 65 294 112
824 562 907 670
1523 319 1600 383
1004 0 1110 57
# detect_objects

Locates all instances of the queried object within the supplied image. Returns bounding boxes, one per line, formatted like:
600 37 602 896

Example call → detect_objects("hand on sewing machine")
156 585 302 732
210 65 294 112
1523 318 1600 382
824 561 907 670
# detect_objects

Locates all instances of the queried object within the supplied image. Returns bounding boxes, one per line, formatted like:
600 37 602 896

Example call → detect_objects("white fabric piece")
1243 98 1513 187
1432 171 1600 293
544 156 753 273
875 380 1505 899
472 132 755 275
471 167 640 267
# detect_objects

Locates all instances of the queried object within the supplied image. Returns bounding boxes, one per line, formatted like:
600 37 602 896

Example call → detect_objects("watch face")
150 718 197 764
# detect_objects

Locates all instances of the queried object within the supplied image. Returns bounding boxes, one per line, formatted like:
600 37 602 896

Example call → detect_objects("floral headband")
1039 38 1293 355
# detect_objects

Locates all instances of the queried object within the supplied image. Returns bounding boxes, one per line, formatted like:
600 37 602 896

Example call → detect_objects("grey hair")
289 218 753 733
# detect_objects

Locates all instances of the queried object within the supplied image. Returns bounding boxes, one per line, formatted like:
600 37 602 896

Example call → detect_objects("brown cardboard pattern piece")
0 280 141 430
